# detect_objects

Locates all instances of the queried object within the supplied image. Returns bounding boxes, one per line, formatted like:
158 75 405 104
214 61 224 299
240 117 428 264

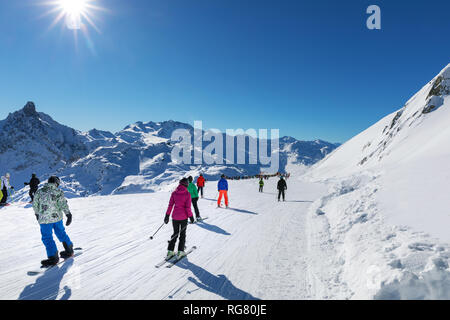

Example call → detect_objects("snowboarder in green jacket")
33 176 74 267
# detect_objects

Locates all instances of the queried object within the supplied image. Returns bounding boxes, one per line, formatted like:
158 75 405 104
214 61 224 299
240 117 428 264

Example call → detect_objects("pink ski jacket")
165 185 193 221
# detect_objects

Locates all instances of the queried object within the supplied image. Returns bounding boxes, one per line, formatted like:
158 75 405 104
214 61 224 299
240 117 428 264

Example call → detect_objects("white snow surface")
1 176 333 300
1 166 448 300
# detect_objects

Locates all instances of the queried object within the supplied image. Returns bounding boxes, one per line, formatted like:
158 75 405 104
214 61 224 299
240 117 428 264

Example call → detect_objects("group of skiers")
258 176 288 201
226 172 290 181
0 173 41 206
2 170 288 267
164 173 288 261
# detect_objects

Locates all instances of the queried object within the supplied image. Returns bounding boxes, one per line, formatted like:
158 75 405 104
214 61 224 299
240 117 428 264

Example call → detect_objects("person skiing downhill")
217 174 229 208
33 176 74 267
188 176 202 222
164 178 195 260
24 173 40 203
277 176 287 202
196 174 206 198
259 178 264 193
1 173 14 205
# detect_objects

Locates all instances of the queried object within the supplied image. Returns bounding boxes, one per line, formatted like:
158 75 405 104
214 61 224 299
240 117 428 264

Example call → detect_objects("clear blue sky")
0 0 449 143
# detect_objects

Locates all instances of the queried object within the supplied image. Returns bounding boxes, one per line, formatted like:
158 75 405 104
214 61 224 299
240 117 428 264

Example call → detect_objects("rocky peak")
23 101 37 117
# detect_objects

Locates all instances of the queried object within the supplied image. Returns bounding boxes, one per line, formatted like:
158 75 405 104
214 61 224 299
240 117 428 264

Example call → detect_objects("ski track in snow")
0 177 333 300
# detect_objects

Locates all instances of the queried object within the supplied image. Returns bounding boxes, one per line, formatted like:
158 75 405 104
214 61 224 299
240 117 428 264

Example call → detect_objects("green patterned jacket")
33 183 71 225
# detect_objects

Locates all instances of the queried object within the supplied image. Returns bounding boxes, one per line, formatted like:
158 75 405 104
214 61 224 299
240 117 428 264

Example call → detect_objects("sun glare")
59 0 88 15
41 0 103 32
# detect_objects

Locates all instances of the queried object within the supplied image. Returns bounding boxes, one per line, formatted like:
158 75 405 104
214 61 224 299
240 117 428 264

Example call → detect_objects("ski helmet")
5 173 10 178
48 176 61 187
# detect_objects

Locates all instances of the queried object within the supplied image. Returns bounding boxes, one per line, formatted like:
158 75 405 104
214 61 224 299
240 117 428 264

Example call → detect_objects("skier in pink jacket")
164 178 195 259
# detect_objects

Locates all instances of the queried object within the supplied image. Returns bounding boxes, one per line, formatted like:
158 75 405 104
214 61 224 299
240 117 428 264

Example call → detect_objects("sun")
59 0 88 16
40 0 104 32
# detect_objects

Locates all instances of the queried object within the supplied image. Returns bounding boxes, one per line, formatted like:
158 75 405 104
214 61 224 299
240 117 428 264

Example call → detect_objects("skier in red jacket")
196 174 206 198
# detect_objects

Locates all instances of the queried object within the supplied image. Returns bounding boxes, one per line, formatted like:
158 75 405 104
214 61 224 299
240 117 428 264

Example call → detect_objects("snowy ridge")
304 64 450 299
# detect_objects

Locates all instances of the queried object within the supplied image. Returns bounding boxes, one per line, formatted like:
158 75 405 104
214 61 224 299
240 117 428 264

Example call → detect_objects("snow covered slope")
0 176 333 300
0 103 338 197
310 63 450 180
2 174 447 300
304 64 450 299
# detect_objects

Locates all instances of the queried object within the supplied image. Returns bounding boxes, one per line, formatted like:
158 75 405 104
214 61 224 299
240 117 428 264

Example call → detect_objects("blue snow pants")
40 220 72 258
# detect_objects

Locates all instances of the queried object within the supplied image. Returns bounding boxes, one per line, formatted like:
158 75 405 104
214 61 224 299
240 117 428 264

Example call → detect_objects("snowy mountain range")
0 102 339 197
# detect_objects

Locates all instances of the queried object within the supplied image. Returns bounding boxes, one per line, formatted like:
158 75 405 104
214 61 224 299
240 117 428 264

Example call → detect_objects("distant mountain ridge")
0 102 339 197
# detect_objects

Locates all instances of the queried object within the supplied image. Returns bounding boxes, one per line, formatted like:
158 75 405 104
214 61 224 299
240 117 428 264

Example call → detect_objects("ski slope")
0 176 332 300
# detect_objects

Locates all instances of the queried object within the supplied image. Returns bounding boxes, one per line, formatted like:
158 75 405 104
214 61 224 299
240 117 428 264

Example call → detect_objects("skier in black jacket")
277 176 287 202
24 174 40 203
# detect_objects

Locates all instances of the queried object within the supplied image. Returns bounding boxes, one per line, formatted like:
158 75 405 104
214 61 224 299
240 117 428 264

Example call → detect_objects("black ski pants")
168 219 188 252
29 188 38 202
192 197 200 218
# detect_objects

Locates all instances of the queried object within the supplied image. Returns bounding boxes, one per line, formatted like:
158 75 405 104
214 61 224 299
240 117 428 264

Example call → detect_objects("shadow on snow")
228 208 258 215
194 221 231 236
172 258 260 300
18 259 74 300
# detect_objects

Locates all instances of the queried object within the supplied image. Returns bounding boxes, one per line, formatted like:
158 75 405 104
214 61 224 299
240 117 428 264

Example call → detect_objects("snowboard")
27 248 83 276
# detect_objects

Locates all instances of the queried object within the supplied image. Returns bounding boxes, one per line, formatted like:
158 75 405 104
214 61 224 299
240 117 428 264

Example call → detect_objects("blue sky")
0 0 449 143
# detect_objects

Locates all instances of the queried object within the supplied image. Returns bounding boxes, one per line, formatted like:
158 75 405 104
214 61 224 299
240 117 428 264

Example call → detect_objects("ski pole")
149 223 165 240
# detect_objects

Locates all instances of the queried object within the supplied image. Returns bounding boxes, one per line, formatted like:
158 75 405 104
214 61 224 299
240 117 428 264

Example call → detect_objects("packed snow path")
0 177 329 300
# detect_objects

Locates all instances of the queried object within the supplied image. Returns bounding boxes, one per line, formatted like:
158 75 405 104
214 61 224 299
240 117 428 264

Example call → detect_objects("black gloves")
189 216 195 224
35 214 39 221
66 213 72 226
11 186 14 190
164 215 170 224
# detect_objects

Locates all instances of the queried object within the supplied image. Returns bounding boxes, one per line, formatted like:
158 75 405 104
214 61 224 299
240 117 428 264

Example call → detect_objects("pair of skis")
154 218 204 268
189 217 208 224
155 246 197 268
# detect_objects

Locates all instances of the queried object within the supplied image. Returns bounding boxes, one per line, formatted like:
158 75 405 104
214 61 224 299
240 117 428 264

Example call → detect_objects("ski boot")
196 216 203 222
60 242 74 259
177 251 187 259
41 253 59 267
166 250 176 260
